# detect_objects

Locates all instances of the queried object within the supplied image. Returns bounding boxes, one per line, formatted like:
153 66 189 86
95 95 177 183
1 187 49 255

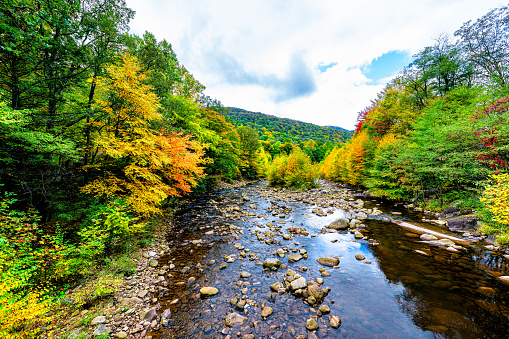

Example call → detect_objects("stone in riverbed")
270 282 284 291
240 271 252 278
316 256 339 267
496 276 509 286
420 234 438 241
307 284 323 300
288 253 303 262
225 312 247 327
306 318 319 331
319 305 330 314
290 277 307 290
200 287 219 297
329 315 341 329
149 259 158 267
261 306 273 318
327 218 349 230
263 258 281 269
355 254 365 260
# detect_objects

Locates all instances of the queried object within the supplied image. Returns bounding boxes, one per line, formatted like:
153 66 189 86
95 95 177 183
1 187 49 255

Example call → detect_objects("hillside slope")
226 107 352 144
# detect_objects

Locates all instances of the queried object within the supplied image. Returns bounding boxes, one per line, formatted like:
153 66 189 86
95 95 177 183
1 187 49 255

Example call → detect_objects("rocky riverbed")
69 180 509 338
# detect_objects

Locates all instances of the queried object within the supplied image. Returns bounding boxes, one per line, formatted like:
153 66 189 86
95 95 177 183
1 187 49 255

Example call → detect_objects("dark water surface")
150 183 509 338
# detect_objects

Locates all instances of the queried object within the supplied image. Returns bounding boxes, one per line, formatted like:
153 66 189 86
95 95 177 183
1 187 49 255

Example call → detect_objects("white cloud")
126 0 505 129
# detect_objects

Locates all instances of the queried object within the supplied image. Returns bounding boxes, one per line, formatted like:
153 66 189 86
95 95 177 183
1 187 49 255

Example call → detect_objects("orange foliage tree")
82 54 206 215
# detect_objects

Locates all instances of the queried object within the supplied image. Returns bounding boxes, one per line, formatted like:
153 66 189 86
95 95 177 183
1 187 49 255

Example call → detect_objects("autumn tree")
82 54 206 215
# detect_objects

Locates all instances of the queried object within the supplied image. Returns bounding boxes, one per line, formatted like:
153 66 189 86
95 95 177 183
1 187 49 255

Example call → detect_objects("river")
148 181 509 339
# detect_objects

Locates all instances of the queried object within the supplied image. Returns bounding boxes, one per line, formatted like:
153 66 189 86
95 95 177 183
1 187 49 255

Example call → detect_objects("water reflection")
150 184 509 338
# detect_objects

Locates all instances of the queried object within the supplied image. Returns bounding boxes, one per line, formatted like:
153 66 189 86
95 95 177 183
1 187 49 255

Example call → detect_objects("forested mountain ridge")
226 107 352 144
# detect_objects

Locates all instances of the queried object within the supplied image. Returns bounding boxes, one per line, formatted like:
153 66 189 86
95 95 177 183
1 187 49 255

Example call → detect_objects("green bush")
268 147 318 189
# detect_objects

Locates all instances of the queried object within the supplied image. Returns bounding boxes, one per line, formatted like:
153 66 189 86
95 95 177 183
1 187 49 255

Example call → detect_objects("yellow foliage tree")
82 54 206 215
480 173 509 244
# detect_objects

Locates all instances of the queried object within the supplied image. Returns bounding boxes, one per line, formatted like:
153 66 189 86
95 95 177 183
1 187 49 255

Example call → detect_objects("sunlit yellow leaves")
82 54 206 215
481 173 509 225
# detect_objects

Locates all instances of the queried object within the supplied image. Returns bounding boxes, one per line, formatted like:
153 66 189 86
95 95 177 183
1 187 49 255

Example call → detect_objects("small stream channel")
148 182 509 339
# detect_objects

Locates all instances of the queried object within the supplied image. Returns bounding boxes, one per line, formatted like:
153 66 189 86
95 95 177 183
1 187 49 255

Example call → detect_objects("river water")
149 182 509 339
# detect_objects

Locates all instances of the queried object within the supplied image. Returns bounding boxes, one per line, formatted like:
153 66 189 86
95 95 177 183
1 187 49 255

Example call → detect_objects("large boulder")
327 218 349 230
439 208 478 232
446 216 478 233
316 256 339 267
290 277 307 290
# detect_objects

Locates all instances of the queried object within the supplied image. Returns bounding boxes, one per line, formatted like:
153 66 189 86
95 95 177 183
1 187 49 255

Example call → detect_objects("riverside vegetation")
0 1 508 338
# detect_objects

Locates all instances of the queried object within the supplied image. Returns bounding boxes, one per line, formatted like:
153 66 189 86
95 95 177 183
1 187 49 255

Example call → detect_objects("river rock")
316 256 339 267
240 271 252 278
200 287 219 297
225 312 247 327
113 331 128 339
420 234 438 241
349 219 362 228
496 276 509 286
290 277 307 290
329 315 341 328
261 306 274 318
306 318 319 331
93 324 111 336
327 218 349 230
308 284 323 300
477 286 496 297
355 254 365 260
149 259 158 267
428 307 484 337
270 282 284 291
91 316 106 325
288 253 303 262
319 305 330 314
263 258 281 269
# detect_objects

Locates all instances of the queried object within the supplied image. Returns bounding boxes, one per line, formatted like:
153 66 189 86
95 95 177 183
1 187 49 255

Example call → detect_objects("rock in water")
327 218 349 230
288 253 303 262
306 318 319 331
329 315 341 329
261 307 274 318
200 287 219 297
290 277 307 290
240 271 252 278
420 234 438 241
225 312 247 327
319 305 330 314
316 256 339 267
307 284 323 300
263 258 281 269
355 254 365 260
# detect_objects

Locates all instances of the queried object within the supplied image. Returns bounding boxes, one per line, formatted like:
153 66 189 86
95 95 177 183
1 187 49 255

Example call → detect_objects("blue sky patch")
317 62 338 73
362 51 411 81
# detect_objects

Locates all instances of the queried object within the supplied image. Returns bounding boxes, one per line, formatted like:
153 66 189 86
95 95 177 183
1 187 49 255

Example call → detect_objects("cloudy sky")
126 0 504 130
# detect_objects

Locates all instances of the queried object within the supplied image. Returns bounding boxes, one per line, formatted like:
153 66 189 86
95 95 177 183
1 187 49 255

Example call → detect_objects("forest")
320 7 509 245
0 0 508 337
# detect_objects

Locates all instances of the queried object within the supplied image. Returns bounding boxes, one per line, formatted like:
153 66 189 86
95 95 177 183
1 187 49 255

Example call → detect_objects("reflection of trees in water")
367 220 509 338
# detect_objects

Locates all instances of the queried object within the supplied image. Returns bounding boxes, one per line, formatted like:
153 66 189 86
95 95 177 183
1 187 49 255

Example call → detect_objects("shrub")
268 147 318 189
479 173 509 244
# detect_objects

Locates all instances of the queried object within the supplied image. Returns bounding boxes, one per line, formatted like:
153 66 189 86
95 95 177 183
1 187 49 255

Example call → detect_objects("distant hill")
225 107 352 144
